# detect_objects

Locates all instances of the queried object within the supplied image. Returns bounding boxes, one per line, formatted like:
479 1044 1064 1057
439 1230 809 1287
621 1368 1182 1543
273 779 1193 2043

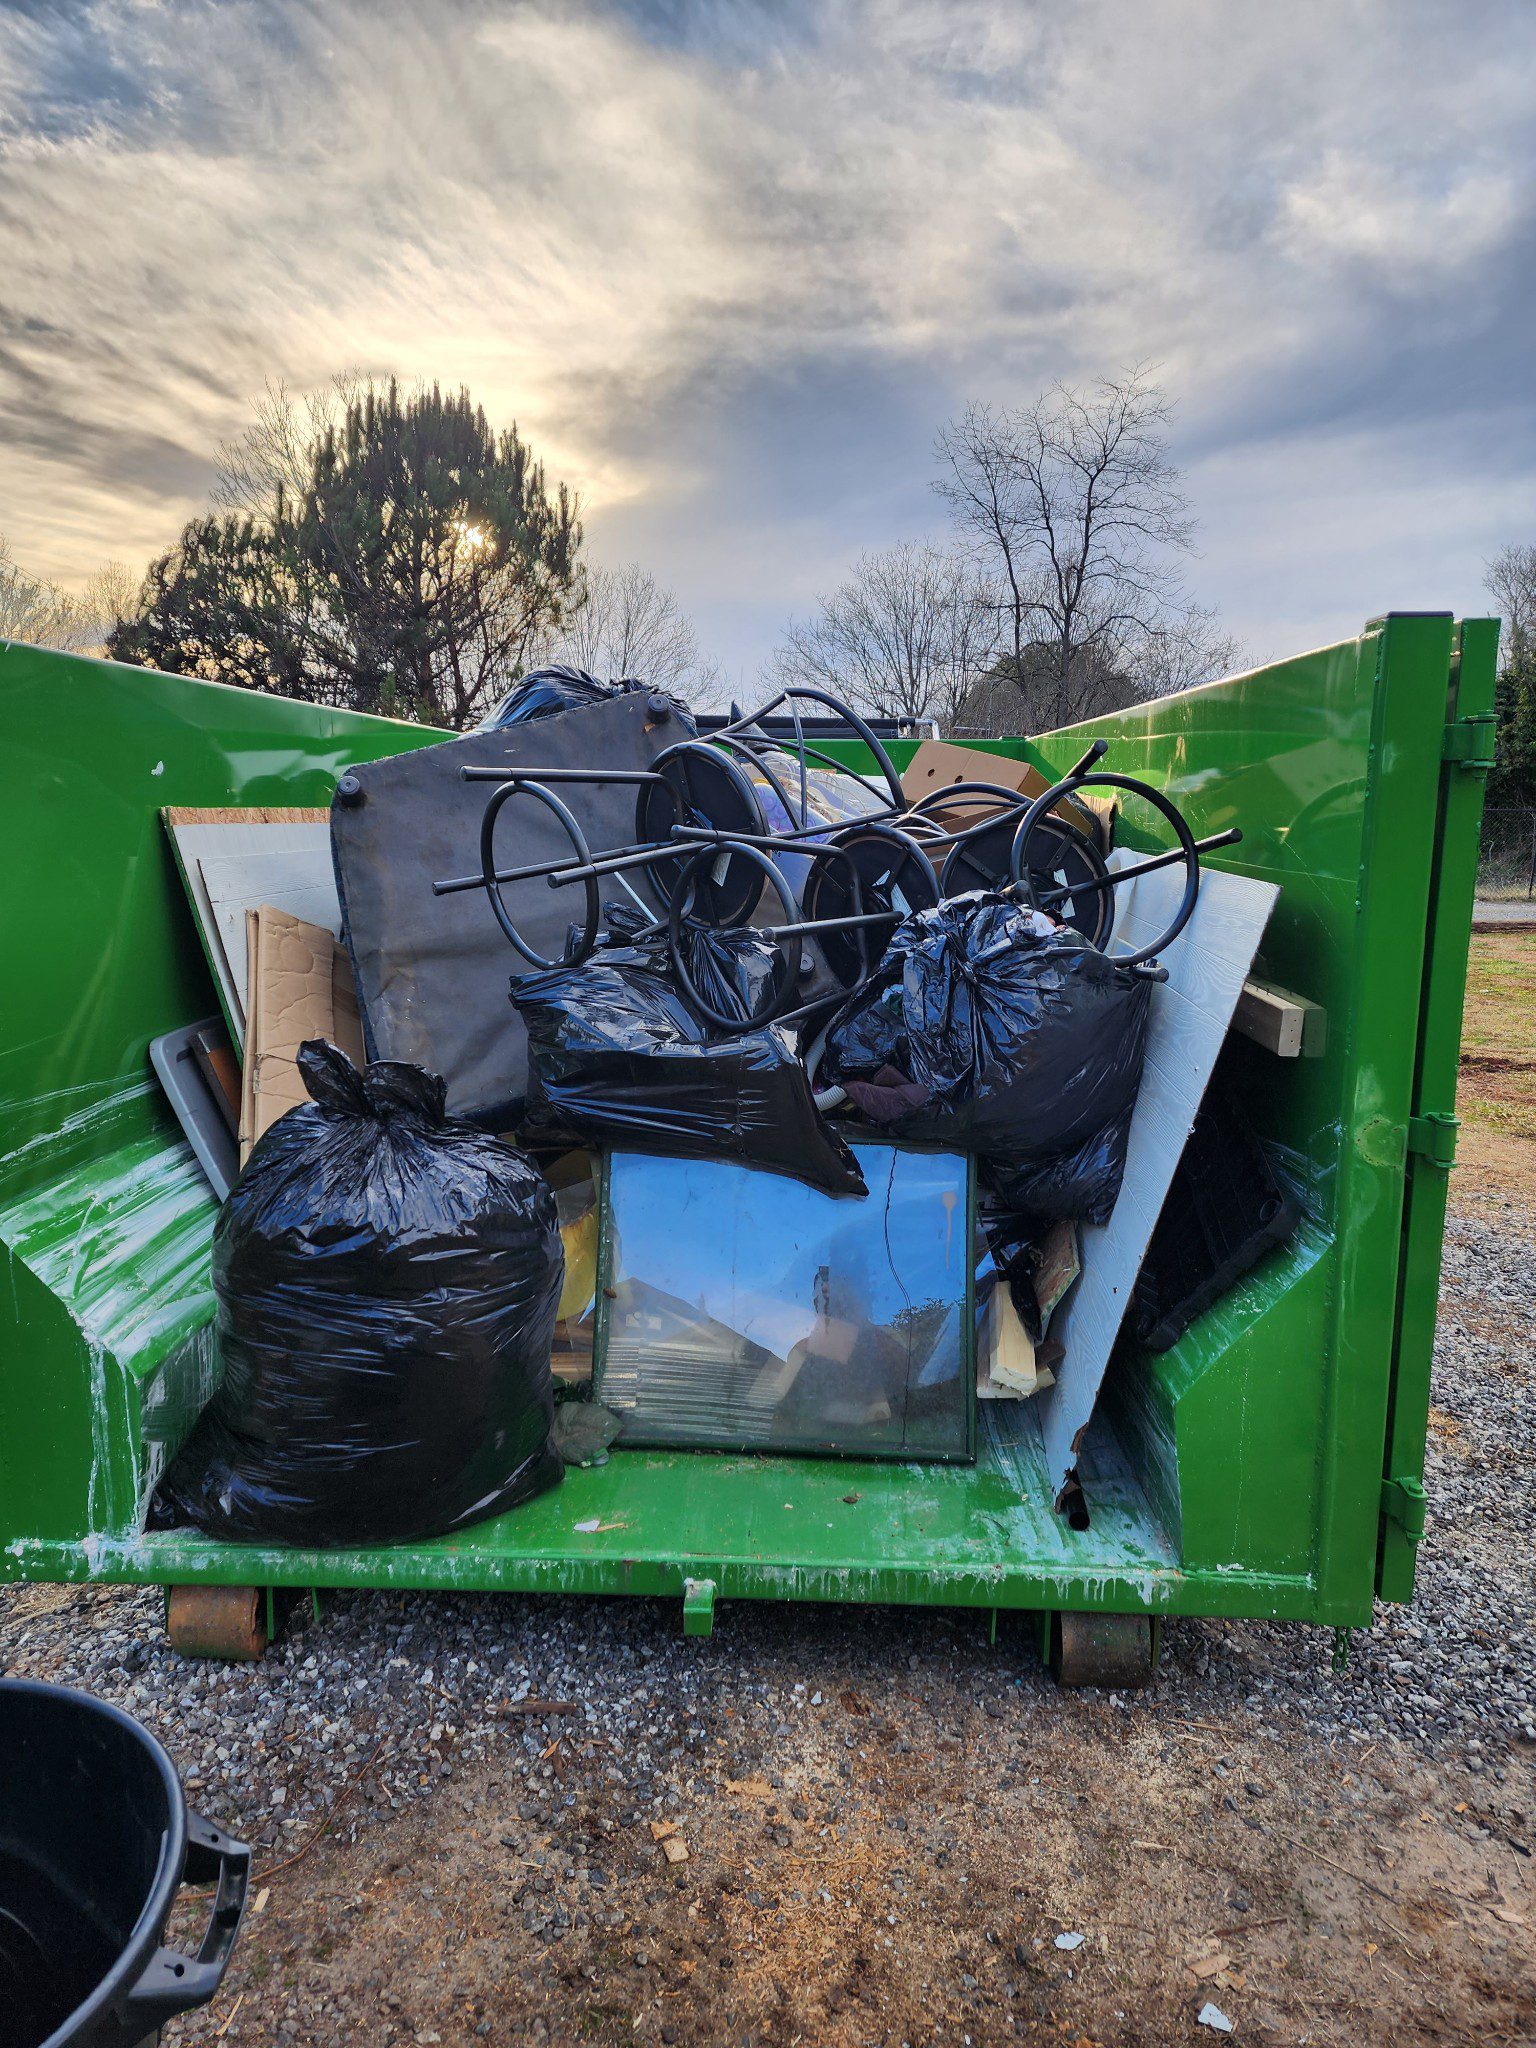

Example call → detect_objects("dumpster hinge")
1380 1475 1427 1543
1407 1111 1459 1169
1442 713 1496 771
682 1577 716 1637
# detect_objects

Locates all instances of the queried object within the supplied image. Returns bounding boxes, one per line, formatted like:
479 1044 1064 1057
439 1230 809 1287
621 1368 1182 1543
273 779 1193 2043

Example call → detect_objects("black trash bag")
1127 1067 1301 1352
823 894 1150 1223
514 907 866 1198
155 1041 564 1546
478 664 697 735
979 1205 1050 1341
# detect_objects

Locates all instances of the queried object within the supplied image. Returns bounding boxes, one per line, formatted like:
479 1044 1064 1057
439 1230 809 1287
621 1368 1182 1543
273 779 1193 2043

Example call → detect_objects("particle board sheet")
1037 860 1280 1500
162 809 338 1049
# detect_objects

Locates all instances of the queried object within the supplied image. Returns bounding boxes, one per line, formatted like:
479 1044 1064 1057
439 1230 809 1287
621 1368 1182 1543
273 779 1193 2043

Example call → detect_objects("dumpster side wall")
1018 616 1482 1620
0 643 444 1546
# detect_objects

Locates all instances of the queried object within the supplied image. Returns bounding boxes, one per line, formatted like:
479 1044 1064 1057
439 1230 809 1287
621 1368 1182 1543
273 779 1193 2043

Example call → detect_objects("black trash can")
0 1679 248 2048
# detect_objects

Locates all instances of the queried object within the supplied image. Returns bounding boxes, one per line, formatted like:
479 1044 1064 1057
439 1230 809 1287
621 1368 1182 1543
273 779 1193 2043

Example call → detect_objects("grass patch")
1459 932 1536 1140
1461 932 1536 1059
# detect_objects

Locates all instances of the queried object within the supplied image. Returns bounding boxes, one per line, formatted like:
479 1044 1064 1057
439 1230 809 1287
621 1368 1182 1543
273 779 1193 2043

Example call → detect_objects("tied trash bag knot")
297 1039 449 1124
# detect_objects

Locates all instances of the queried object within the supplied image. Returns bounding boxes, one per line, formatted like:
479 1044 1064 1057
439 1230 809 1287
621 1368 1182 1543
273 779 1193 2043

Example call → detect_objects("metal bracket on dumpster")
1407 1111 1459 1169
1442 714 1497 771
1381 1475 1427 1543
682 1577 716 1637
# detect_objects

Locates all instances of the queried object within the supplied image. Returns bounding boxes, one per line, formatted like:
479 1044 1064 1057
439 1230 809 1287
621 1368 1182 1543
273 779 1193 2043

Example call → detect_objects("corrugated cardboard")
240 905 366 1163
900 738 1109 847
901 739 1056 827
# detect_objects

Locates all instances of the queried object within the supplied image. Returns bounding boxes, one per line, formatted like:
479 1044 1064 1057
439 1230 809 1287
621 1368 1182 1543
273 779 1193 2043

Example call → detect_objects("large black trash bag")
514 907 866 1198
478 664 697 735
156 1041 564 1546
823 894 1151 1223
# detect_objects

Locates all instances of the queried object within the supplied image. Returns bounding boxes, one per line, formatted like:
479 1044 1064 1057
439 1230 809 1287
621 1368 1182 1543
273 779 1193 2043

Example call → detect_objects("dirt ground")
167 1660 1533 2048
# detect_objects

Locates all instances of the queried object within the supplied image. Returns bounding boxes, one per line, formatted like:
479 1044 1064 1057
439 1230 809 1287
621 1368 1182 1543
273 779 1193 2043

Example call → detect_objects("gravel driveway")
3 1200 1532 2045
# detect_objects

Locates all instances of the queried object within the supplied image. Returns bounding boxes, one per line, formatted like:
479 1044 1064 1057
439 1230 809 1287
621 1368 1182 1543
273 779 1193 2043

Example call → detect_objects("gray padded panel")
332 694 685 1125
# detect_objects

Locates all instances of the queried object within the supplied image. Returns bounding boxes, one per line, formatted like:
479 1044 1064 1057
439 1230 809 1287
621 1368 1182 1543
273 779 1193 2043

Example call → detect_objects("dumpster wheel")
166 1584 269 1662
1050 1611 1157 1689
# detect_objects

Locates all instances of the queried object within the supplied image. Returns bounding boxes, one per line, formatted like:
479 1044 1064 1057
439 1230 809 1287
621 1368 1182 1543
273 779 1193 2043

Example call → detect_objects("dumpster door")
1376 616 1499 1602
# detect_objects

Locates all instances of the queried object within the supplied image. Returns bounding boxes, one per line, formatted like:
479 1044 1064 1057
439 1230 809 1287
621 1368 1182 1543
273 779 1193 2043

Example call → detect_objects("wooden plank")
162 806 330 826
976 1283 1044 1399
1232 976 1326 1058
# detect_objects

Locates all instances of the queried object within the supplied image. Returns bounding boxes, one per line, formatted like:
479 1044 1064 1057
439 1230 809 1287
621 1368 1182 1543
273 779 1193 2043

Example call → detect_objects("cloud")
0 0 1533 674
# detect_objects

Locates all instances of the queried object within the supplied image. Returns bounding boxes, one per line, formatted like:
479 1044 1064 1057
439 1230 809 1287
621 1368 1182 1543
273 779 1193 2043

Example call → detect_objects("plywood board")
1037 861 1279 1499
162 810 337 1049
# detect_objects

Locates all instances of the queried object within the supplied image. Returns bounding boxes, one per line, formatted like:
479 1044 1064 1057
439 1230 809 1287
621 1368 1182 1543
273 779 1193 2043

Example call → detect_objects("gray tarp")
332 692 685 1126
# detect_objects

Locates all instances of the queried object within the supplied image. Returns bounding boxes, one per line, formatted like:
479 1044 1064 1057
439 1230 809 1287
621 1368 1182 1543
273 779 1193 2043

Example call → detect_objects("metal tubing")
762 907 903 939
1034 827 1244 907
435 845 598 895
545 840 692 888
458 764 665 785
707 686 907 807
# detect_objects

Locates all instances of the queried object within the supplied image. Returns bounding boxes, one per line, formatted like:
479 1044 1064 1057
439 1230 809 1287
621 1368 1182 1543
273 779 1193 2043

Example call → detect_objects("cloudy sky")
2 0 1533 688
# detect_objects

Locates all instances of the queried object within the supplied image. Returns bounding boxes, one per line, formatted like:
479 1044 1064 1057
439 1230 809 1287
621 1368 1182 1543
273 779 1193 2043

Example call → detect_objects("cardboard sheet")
900 738 1111 848
1037 860 1280 1498
162 809 337 1049
240 905 365 1162
900 739 1056 827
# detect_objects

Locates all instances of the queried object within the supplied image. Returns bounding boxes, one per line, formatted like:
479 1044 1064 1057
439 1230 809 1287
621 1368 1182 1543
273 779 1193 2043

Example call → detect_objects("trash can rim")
0 1675 189 2048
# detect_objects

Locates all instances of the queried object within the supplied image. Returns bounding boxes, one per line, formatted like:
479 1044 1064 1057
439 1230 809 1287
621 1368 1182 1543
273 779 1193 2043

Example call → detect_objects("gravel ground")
2 1200 1532 2044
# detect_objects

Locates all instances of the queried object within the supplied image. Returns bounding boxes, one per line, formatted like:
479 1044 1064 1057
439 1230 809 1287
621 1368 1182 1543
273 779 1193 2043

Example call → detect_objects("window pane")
596 1145 973 1461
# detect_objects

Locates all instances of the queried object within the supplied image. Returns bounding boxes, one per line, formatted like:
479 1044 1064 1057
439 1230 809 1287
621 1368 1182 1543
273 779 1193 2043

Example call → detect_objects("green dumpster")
0 613 1498 1677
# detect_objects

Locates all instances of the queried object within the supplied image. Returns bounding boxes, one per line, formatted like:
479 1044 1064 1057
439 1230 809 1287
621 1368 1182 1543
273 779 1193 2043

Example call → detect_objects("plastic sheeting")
824 894 1151 1223
515 909 866 1198
596 1145 973 1460
155 1041 563 1546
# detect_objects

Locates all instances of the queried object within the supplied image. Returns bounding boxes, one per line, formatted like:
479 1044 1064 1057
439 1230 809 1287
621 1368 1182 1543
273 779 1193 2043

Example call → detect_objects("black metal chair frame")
433 698 1243 1033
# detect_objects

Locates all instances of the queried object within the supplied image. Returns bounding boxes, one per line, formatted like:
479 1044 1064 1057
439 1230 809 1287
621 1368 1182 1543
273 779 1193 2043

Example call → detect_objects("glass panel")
596 1145 973 1461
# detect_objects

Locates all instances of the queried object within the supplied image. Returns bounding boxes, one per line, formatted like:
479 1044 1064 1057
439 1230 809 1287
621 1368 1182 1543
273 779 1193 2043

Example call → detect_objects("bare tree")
213 374 364 517
75 561 142 653
1486 543 1536 664
538 562 718 697
769 541 999 727
1133 604 1245 698
0 536 86 648
935 365 1231 730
